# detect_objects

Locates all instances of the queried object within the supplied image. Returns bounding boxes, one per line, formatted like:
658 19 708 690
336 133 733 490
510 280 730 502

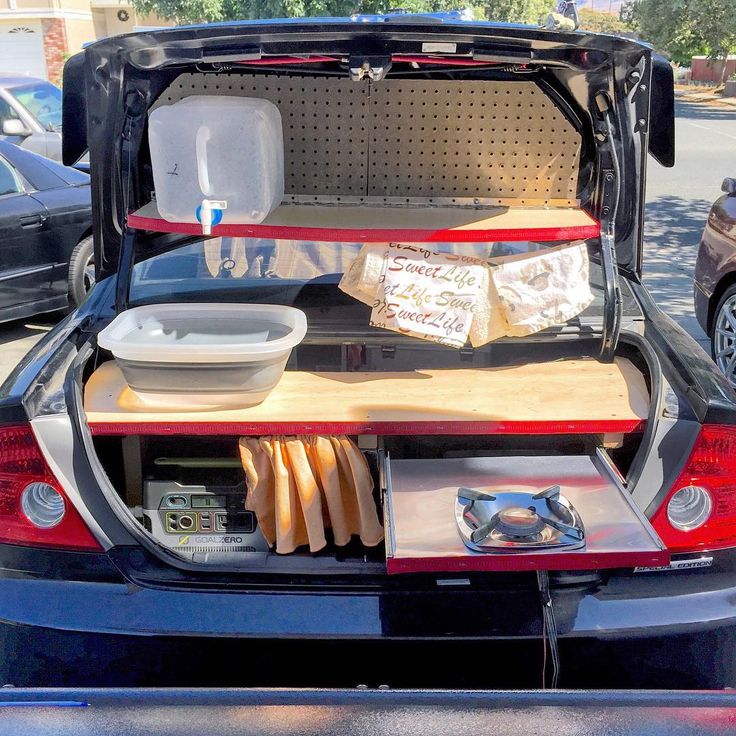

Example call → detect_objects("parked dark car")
0 139 93 323
6 17 736 693
695 177 736 382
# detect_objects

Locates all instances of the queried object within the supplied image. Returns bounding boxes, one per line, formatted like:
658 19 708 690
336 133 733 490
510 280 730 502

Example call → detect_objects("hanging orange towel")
311 435 353 547
238 435 384 554
331 436 385 548
265 437 310 554
284 436 327 553
239 437 276 544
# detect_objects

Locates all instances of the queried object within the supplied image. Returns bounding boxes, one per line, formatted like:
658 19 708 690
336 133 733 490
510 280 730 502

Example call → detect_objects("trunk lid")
62 16 673 280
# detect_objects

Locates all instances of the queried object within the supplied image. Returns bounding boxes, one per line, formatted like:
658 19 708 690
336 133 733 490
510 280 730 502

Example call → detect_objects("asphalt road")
643 100 736 352
0 99 734 384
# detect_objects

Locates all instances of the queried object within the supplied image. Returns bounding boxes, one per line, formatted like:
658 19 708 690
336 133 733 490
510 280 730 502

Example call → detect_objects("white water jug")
148 96 284 233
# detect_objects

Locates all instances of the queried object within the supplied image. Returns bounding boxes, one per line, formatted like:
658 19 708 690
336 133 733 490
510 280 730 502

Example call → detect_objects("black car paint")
0 20 732 689
0 141 91 324
2 542 736 688
2 272 736 687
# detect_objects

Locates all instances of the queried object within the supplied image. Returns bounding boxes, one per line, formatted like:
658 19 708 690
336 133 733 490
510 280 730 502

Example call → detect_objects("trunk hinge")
116 88 147 314
115 227 136 313
599 227 622 362
596 93 623 362
120 88 147 219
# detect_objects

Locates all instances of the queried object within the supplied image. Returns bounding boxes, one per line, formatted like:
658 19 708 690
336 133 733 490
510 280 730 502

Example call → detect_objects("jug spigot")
199 198 227 236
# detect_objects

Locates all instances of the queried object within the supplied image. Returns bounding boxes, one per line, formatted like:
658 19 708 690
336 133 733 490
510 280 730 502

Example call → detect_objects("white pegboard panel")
154 73 581 203
154 73 367 197
369 79 581 200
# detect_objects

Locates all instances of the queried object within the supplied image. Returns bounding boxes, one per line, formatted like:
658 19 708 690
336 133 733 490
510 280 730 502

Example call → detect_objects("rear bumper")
2 546 736 687
3 570 736 641
1 616 734 689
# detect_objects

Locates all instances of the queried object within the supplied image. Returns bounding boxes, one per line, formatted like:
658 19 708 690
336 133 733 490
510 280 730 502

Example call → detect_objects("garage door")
0 23 47 79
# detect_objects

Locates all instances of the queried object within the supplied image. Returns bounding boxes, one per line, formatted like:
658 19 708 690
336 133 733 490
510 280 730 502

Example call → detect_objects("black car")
3 16 736 692
0 140 92 323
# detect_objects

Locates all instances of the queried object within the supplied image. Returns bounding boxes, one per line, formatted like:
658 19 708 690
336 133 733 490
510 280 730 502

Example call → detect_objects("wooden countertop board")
84 358 649 433
128 201 600 242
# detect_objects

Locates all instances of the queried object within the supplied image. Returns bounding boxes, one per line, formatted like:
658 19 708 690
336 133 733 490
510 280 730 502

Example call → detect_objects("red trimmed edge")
236 55 339 65
88 419 645 437
234 55 510 68
391 55 494 66
386 547 670 574
126 213 601 244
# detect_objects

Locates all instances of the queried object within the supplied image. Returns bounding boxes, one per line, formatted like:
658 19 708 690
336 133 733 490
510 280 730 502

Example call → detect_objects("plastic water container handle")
195 126 212 195
195 125 227 235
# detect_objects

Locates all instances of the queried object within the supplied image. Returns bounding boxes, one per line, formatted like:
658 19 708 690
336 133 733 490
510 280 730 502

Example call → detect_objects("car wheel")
712 284 736 386
68 236 95 308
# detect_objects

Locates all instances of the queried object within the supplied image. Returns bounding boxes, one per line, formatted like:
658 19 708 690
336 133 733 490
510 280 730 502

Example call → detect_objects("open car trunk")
66 18 674 579
82 334 663 575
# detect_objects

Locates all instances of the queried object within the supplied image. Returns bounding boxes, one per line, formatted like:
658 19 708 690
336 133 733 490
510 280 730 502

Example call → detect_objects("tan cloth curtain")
239 435 384 555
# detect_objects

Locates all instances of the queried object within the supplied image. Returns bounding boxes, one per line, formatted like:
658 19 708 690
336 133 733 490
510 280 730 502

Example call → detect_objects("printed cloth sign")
368 243 487 348
490 241 593 336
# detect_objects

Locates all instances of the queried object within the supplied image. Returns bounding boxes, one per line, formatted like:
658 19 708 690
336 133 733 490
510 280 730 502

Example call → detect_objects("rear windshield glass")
132 237 572 297
129 237 639 343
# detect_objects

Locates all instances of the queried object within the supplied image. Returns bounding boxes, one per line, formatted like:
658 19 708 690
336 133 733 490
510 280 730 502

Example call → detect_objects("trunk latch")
349 56 392 81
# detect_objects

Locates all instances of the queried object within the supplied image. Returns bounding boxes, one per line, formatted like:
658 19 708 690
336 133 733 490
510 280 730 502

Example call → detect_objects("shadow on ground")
642 194 712 344
675 100 736 122
0 316 58 384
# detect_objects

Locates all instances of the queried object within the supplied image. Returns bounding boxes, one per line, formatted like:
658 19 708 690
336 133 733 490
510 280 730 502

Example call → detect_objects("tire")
67 236 95 308
711 283 736 386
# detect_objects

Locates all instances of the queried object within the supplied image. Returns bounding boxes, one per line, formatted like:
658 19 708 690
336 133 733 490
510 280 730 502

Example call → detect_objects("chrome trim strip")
30 415 113 550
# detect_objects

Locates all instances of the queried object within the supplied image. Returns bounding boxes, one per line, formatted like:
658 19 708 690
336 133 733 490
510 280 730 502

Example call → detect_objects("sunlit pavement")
0 317 55 384
643 100 736 355
0 99 734 383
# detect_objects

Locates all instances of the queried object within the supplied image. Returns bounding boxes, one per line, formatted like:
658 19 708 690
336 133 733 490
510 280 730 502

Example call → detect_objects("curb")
675 89 736 108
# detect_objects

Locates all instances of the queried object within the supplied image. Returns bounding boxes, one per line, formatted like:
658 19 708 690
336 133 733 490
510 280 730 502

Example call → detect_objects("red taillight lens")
651 425 736 553
0 424 101 551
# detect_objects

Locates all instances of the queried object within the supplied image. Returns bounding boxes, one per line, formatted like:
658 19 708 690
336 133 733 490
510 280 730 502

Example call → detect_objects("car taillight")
0 423 101 551
650 425 736 553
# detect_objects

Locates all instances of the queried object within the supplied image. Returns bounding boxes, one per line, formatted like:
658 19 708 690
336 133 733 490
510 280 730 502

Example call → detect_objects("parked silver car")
0 75 62 161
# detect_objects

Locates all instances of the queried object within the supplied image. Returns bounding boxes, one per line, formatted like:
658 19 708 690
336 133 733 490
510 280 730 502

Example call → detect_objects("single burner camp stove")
455 484 585 553
385 456 669 574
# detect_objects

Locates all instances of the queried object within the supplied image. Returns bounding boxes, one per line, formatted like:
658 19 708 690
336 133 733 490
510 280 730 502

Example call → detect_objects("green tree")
133 0 552 26
621 0 736 66
134 0 227 23
136 0 487 23
484 0 550 24
577 7 629 34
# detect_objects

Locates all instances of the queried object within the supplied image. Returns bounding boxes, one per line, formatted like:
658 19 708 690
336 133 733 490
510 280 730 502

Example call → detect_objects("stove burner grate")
456 484 586 553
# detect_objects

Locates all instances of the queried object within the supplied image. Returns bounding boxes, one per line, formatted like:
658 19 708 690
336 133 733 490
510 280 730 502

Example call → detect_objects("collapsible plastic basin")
97 304 307 406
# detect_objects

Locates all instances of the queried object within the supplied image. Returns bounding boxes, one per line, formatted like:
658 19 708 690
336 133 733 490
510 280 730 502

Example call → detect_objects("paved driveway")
0 99 734 384
0 317 55 384
643 100 736 354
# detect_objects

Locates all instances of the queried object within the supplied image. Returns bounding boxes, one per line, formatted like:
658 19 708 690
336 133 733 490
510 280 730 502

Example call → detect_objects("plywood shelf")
84 358 648 436
127 201 601 244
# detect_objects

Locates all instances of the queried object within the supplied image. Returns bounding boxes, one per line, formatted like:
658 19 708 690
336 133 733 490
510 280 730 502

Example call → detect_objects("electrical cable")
537 569 560 689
